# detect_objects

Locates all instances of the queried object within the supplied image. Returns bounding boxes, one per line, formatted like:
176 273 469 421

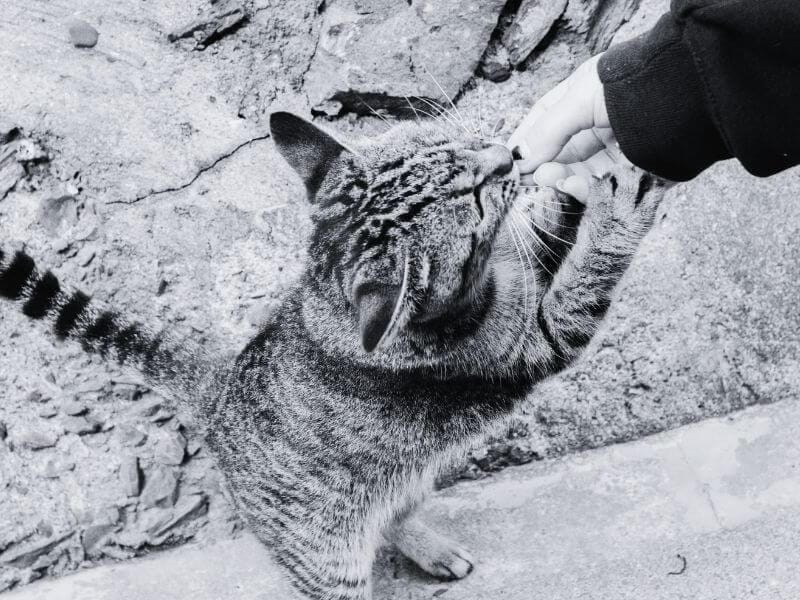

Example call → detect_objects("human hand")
507 54 627 203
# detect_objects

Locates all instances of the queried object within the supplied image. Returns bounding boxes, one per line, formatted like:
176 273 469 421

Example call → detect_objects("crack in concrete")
109 133 271 205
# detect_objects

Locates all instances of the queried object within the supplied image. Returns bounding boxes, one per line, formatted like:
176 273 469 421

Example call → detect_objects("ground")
2 0 800 593
8 399 800 599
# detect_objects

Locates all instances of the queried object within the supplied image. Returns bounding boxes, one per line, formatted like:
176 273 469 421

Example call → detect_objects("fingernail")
555 179 566 192
511 146 523 160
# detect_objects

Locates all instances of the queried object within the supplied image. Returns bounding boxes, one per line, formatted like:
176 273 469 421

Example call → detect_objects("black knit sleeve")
598 0 800 181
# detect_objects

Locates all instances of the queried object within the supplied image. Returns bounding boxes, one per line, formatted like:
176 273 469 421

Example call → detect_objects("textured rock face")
304 0 506 114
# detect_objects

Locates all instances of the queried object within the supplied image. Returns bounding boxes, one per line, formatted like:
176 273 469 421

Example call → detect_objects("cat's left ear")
270 112 351 199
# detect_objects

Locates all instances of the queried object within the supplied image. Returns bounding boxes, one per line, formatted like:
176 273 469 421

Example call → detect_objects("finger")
532 162 571 187
514 91 595 174
554 129 606 164
556 175 590 205
507 79 572 152
581 149 618 177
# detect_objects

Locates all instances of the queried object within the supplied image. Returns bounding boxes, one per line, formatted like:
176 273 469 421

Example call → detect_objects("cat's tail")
0 247 215 401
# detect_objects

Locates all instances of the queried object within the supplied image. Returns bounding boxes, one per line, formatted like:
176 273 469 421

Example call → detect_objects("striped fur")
1 112 664 600
0 248 213 400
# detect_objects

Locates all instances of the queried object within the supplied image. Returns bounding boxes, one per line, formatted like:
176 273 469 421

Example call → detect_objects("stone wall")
3 0 800 592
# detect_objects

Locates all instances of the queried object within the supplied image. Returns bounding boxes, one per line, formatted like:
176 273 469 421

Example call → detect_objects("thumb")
515 91 595 174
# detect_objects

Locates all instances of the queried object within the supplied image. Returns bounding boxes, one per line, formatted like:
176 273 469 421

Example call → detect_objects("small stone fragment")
75 245 96 267
25 390 45 403
152 494 208 538
112 530 147 550
186 438 203 457
42 458 75 479
154 431 186 466
140 466 179 508
62 416 100 435
68 20 99 49
502 0 568 66
19 429 58 450
38 405 58 419
480 43 512 82
82 522 116 555
120 456 142 497
116 424 147 447
0 531 74 568
62 398 88 416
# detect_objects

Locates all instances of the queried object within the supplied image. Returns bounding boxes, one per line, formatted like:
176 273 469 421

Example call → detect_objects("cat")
0 111 664 599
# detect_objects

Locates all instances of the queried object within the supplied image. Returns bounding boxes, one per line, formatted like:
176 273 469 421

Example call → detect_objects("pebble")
62 399 88 416
38 405 59 419
62 416 100 436
82 522 116 555
120 456 142 497
116 424 147 447
140 466 179 508
75 245 96 267
43 458 76 479
19 430 58 450
25 390 46 403
68 20 99 49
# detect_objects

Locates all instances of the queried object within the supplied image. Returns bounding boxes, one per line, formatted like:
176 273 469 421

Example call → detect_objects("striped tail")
0 247 213 401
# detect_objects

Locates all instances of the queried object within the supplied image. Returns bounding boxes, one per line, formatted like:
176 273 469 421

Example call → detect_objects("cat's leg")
389 514 475 580
526 166 666 375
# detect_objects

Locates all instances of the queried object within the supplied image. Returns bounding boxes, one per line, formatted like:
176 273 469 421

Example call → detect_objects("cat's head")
271 112 519 353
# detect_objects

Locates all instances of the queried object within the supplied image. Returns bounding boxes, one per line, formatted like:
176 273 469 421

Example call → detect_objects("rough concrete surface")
2 0 800 592
9 399 800 599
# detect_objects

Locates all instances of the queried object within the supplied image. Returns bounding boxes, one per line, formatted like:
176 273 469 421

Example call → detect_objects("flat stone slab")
9 399 800 599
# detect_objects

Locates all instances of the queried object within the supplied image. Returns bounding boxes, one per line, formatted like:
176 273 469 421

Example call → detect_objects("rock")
149 407 176 423
38 405 58 419
154 431 186 466
25 390 45 403
0 531 74 568
167 0 248 49
0 523 35 553
38 195 80 235
75 245 96 267
100 545 134 560
62 398 88 416
113 382 144 403
82 522 116 555
502 0 568 66
140 466 179 508
480 43 512 82
116 424 147 447
68 20 99 49
152 494 208 538
186 438 203 457
564 0 641 51
137 399 165 418
42 458 75 479
304 0 507 115
120 456 142 497
112 530 147 550
62 415 100 435
14 139 48 162
18 429 58 450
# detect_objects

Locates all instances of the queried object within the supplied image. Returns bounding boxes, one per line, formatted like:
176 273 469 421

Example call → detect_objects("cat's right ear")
270 112 350 199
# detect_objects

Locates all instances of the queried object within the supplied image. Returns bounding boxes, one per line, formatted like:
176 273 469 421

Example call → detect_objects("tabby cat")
0 111 664 599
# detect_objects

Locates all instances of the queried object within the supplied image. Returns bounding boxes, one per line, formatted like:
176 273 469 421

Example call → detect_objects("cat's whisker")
404 96 422 123
507 217 537 318
358 98 393 130
416 96 470 137
504 221 531 326
510 210 554 276
421 66 469 129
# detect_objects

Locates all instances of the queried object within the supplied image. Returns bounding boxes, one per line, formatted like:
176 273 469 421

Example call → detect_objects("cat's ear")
270 112 350 199
353 259 412 353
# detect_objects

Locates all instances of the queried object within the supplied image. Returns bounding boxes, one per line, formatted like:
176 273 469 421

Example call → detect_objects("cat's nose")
479 144 514 178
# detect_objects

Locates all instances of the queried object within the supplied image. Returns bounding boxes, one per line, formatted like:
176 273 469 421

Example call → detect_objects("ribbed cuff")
598 14 731 181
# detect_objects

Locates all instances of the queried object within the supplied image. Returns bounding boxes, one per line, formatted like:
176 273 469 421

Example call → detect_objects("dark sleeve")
598 0 800 181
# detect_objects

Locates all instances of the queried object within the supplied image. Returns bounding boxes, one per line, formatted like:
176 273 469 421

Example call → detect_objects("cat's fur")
0 112 664 599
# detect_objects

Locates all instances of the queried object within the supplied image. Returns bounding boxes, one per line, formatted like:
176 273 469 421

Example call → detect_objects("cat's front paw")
391 517 475 580
588 166 667 232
